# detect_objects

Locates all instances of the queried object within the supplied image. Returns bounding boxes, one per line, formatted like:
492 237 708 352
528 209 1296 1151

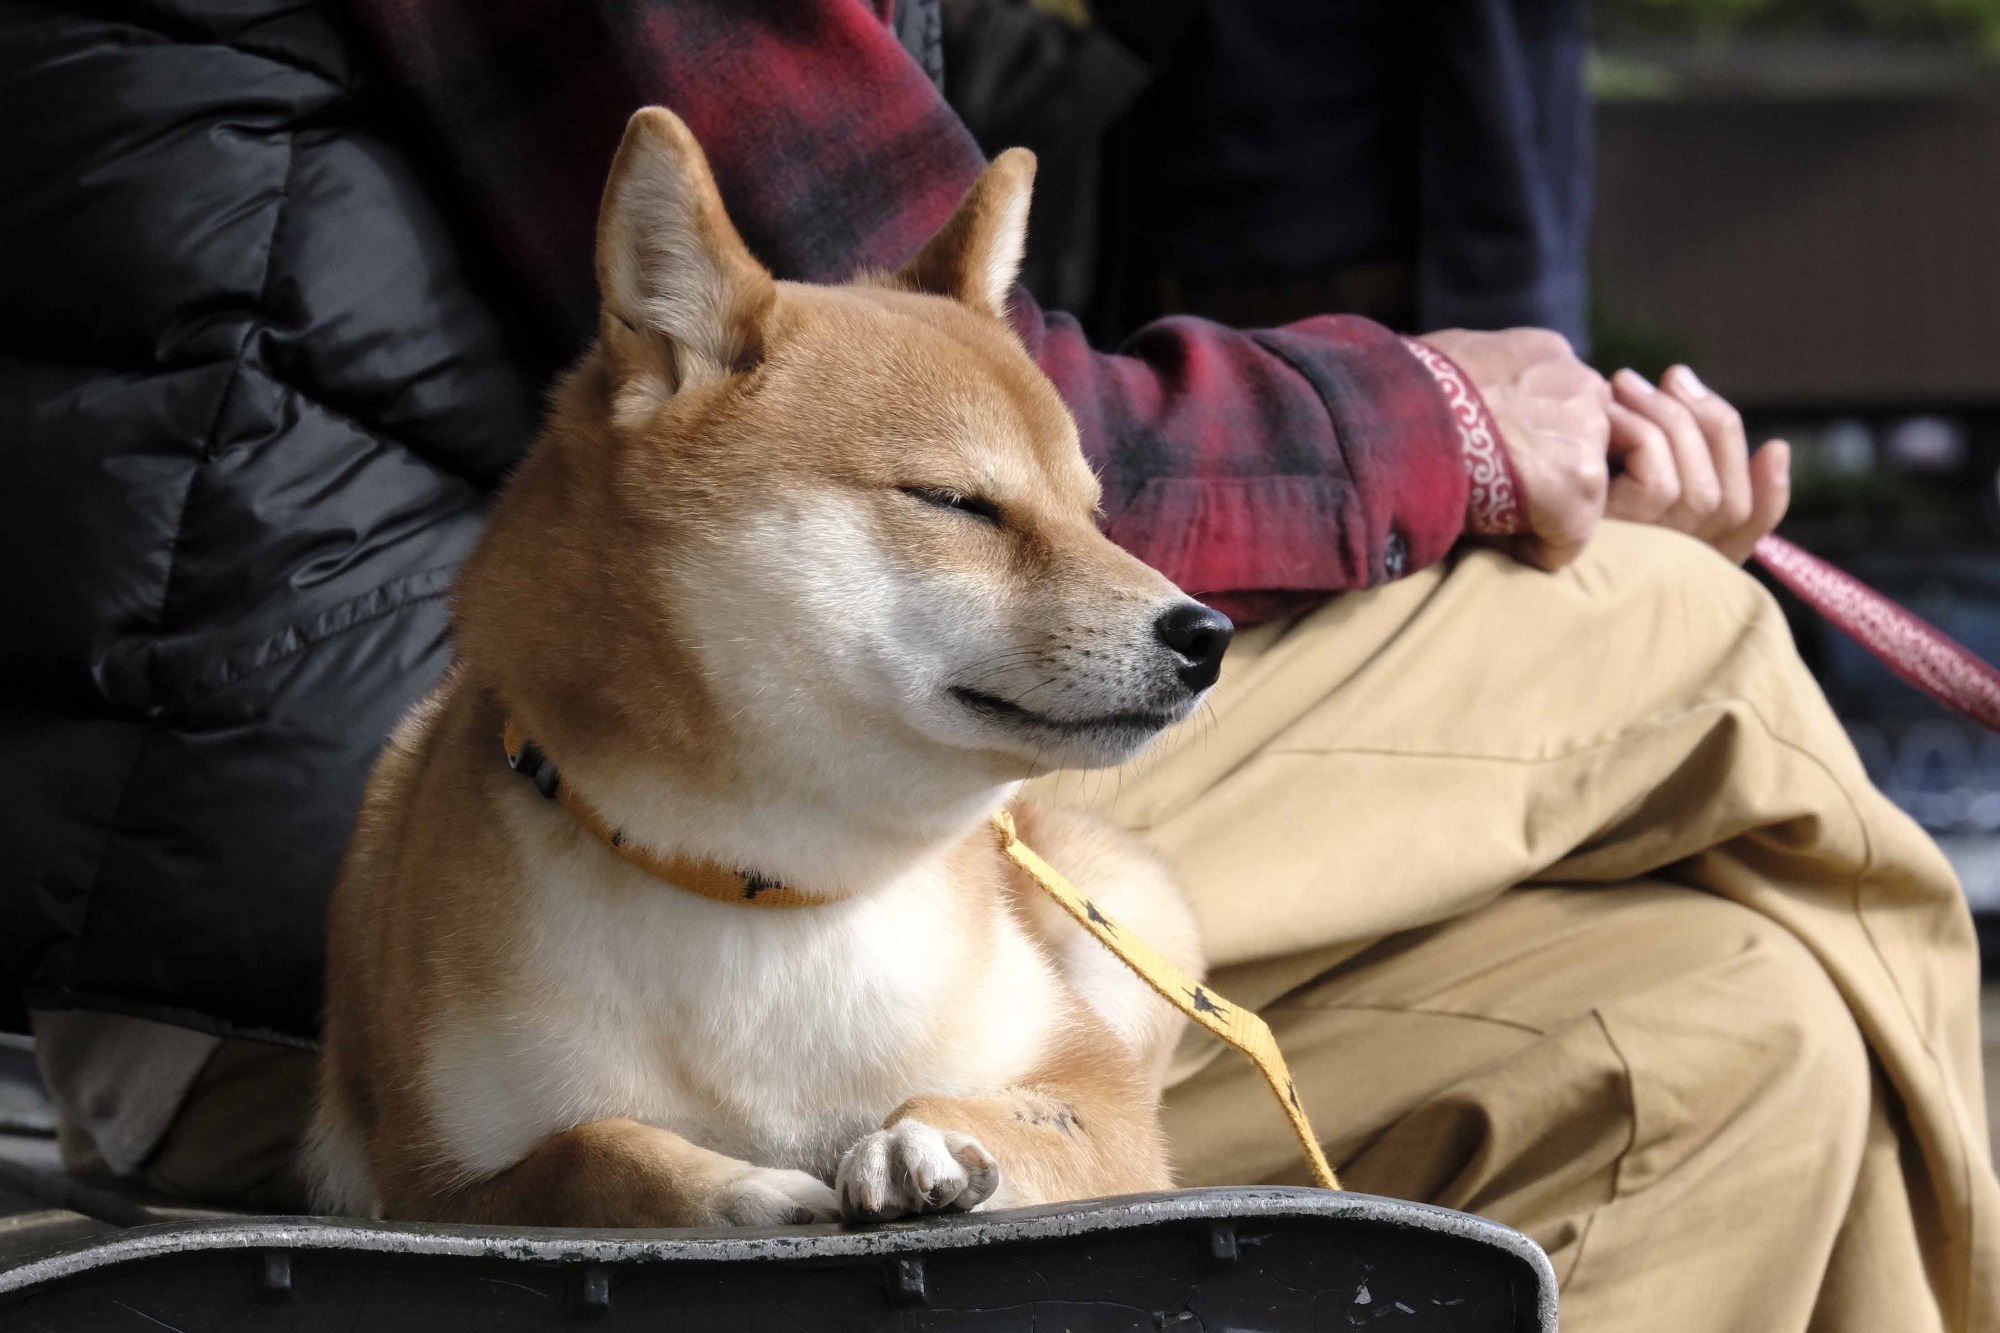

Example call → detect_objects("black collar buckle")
507 737 562 800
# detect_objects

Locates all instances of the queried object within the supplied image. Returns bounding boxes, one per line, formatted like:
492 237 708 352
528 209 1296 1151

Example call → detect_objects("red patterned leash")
1751 535 2000 734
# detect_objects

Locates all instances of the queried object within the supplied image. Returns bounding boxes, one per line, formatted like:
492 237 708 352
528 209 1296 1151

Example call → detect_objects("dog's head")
465 109 1230 800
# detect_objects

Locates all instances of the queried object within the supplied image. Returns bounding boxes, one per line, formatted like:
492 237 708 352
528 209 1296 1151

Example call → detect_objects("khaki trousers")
72 522 1995 1330
1028 520 1997 1332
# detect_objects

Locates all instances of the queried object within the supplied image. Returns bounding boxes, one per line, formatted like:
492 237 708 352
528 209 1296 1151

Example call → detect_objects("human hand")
1416 328 1611 571
1605 366 1791 563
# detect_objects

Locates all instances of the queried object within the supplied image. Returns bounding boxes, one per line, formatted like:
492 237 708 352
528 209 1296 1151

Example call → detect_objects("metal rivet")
258 1251 293 1299
579 1265 612 1317
1209 1221 1239 1268
890 1256 927 1305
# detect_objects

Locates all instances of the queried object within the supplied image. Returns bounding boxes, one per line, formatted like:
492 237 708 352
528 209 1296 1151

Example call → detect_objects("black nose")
1154 602 1234 691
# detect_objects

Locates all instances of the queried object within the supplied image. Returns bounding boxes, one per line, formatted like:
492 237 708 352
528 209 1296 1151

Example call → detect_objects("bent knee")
1588 517 1735 572
1605 894 1870 1189
1563 521 1805 703
1584 520 1772 615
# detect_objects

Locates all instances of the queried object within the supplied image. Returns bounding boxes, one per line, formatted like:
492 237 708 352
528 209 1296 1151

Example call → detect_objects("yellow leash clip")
991 810 1341 1191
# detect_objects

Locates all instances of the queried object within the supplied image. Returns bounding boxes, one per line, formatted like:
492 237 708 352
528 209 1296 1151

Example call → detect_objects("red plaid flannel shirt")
346 0 1515 623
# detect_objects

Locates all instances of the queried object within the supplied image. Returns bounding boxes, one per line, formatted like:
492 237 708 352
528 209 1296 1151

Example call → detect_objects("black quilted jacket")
0 0 948 1044
0 0 552 1041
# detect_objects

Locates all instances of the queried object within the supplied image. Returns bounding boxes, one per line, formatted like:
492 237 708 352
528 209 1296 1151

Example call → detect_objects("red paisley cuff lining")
1399 338 1526 537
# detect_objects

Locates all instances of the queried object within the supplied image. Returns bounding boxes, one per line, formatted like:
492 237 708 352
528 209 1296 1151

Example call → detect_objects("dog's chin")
947 685 1193 771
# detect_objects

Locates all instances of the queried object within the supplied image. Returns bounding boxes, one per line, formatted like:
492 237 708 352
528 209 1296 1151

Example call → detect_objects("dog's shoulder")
994 800 1203 1084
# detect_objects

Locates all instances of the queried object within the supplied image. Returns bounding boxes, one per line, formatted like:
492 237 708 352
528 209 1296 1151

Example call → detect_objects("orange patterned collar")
502 717 834 908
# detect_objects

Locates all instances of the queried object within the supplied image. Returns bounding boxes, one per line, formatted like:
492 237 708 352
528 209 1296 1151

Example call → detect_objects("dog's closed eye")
899 485 1003 527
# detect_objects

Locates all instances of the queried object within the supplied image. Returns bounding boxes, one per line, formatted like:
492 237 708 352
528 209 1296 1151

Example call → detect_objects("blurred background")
936 0 2000 978
1590 0 2000 968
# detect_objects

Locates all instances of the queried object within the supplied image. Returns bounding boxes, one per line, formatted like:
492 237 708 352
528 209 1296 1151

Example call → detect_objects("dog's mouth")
949 686 1183 738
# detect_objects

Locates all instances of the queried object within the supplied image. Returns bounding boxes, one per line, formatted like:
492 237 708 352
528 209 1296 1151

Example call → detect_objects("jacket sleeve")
347 0 1474 612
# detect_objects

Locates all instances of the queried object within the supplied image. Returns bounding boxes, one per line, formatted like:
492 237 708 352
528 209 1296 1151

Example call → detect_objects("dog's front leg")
391 1117 838 1228
838 1061 1170 1221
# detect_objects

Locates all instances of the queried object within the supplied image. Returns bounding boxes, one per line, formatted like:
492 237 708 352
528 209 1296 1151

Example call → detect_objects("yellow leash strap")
991 809 1341 1191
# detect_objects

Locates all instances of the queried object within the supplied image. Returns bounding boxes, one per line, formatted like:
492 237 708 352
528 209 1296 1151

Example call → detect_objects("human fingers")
1606 401 1682 523
1714 439 1792 563
1662 365 1751 543
1612 369 1719 534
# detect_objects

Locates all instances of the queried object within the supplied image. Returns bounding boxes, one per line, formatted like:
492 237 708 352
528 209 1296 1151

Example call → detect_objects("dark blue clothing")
1137 0 1592 347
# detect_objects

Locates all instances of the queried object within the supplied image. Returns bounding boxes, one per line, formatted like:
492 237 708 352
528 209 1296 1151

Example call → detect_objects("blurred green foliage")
1591 0 2000 45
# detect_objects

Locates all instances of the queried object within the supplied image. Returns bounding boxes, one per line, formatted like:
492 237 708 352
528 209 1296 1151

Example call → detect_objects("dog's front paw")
713 1165 840 1227
836 1120 1001 1223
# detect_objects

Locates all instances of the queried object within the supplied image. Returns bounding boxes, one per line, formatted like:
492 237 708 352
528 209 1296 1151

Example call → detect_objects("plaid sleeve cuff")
1400 337 1526 537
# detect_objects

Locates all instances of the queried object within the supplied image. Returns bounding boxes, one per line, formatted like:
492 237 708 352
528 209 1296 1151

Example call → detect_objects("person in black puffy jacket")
0 0 553 1197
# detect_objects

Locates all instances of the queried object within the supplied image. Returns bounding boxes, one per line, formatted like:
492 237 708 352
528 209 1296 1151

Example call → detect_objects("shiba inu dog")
307 108 1230 1228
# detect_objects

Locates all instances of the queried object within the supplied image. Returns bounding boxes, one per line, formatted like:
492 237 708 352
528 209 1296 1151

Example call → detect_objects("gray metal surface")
0 1185 1558 1329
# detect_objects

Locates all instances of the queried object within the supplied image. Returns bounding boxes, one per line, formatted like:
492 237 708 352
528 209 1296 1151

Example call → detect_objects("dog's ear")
897 149 1036 320
596 107 775 388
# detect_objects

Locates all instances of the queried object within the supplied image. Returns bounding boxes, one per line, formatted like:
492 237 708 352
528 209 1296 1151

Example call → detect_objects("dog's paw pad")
715 1165 839 1227
835 1120 1000 1223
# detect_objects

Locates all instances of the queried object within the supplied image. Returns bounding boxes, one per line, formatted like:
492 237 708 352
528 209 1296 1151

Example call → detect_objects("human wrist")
1403 336 1526 537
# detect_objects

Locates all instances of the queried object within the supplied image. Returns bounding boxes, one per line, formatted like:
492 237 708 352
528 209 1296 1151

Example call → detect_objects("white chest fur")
421 836 1063 1182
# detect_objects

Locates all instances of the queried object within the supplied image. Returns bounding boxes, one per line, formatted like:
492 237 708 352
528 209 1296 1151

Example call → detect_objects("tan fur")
310 108 1211 1227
